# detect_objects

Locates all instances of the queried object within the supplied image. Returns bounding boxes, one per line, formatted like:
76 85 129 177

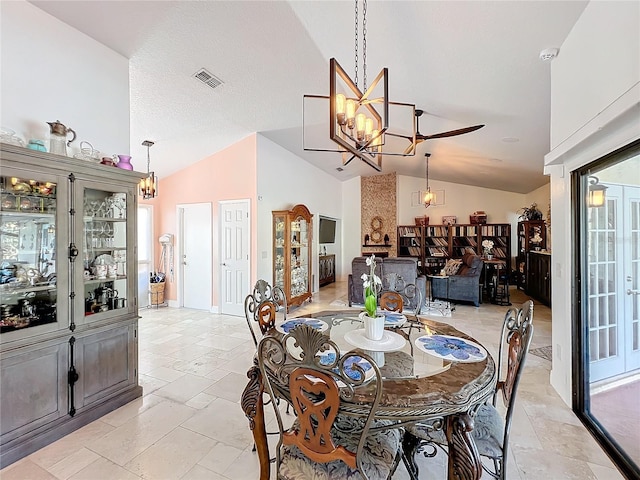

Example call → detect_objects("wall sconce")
588 175 607 208
139 140 158 199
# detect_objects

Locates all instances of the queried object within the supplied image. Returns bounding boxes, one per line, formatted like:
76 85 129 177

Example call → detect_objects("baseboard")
210 305 219 314
168 300 179 308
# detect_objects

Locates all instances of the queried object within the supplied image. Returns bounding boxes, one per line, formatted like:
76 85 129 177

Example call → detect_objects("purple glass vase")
116 155 133 170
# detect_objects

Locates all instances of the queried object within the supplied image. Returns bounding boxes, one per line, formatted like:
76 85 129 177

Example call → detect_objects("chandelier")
423 153 435 208
303 0 416 171
139 140 158 199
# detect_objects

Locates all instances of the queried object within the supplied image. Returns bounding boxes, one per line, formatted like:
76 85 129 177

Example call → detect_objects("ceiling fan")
390 109 485 155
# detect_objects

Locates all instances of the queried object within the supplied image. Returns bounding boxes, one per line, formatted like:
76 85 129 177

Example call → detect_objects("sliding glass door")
575 140 640 478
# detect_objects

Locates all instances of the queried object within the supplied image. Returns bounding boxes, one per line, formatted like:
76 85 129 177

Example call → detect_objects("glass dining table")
241 310 497 480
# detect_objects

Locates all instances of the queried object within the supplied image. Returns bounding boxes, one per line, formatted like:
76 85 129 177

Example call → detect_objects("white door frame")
176 202 212 309
219 199 251 315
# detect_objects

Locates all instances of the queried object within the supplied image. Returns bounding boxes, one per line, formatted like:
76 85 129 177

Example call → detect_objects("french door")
588 184 640 381
575 140 640 477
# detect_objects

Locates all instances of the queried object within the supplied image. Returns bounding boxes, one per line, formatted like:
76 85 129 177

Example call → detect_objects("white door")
137 205 153 308
178 203 212 310
220 200 250 316
589 185 640 381
623 186 640 372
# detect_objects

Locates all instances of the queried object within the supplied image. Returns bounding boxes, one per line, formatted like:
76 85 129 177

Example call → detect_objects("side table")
426 274 454 315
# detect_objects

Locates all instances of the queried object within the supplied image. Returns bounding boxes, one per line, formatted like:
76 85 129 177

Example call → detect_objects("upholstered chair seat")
406 403 504 459
280 417 402 480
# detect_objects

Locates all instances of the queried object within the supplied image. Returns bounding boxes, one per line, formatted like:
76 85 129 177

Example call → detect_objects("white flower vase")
360 312 385 341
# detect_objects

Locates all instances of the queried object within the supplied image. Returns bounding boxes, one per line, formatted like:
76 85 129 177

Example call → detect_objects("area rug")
530 345 552 361
421 300 453 318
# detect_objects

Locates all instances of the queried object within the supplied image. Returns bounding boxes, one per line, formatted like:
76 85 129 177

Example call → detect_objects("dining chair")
244 279 287 347
402 300 534 480
382 273 423 315
380 291 404 312
257 324 403 480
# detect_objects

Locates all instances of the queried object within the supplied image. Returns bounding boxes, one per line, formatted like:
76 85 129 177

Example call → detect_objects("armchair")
431 253 483 307
348 257 426 310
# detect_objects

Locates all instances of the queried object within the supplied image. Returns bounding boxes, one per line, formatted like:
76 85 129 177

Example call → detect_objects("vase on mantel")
359 311 385 341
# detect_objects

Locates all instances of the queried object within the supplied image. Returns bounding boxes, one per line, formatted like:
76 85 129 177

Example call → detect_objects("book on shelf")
424 226 448 237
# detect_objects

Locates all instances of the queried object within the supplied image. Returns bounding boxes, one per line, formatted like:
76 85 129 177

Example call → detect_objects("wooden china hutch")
272 204 313 311
0 144 143 467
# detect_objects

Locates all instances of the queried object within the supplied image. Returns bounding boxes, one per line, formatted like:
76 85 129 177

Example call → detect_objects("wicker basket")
150 282 165 305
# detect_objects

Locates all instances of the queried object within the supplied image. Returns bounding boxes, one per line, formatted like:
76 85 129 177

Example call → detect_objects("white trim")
210 305 219 314
545 83 640 167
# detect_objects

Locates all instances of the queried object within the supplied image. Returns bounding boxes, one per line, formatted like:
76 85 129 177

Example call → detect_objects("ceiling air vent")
193 68 223 90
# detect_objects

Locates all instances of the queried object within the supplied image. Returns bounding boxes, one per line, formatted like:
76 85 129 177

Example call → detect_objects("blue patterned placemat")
415 334 487 363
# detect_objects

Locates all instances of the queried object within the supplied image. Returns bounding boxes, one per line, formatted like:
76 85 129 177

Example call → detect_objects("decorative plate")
276 318 329 334
414 334 487 363
317 352 374 382
382 311 407 327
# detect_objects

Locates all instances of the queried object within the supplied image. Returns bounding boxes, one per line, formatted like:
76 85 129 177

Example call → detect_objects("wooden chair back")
494 300 534 474
244 279 287 346
382 273 422 314
258 324 384 477
380 291 403 312
284 367 356 468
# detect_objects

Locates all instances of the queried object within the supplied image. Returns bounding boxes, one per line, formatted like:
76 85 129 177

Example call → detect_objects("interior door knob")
627 289 639 296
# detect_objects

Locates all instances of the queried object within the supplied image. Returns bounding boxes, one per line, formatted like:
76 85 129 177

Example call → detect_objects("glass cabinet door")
0 173 61 334
80 185 131 321
291 215 309 297
274 214 286 290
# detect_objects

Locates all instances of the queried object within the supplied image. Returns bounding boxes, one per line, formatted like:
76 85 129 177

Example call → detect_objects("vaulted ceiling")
30 0 588 193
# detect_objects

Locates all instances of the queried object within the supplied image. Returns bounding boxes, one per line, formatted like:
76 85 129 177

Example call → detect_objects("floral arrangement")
481 239 494 253
361 254 381 318
531 233 543 245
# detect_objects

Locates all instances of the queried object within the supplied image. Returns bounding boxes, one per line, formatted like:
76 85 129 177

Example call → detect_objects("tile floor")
0 282 626 479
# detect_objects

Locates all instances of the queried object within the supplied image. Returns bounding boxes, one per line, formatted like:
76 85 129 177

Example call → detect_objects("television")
318 217 336 244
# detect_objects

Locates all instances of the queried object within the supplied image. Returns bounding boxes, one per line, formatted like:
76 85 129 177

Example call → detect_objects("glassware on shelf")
1 174 58 333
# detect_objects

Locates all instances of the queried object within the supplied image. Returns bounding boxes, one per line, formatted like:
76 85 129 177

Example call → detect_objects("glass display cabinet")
272 204 313 311
516 220 547 290
80 187 131 322
0 144 143 468
0 174 61 334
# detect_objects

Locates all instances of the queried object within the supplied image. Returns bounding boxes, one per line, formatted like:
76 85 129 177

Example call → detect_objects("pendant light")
139 140 158 199
423 153 435 208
